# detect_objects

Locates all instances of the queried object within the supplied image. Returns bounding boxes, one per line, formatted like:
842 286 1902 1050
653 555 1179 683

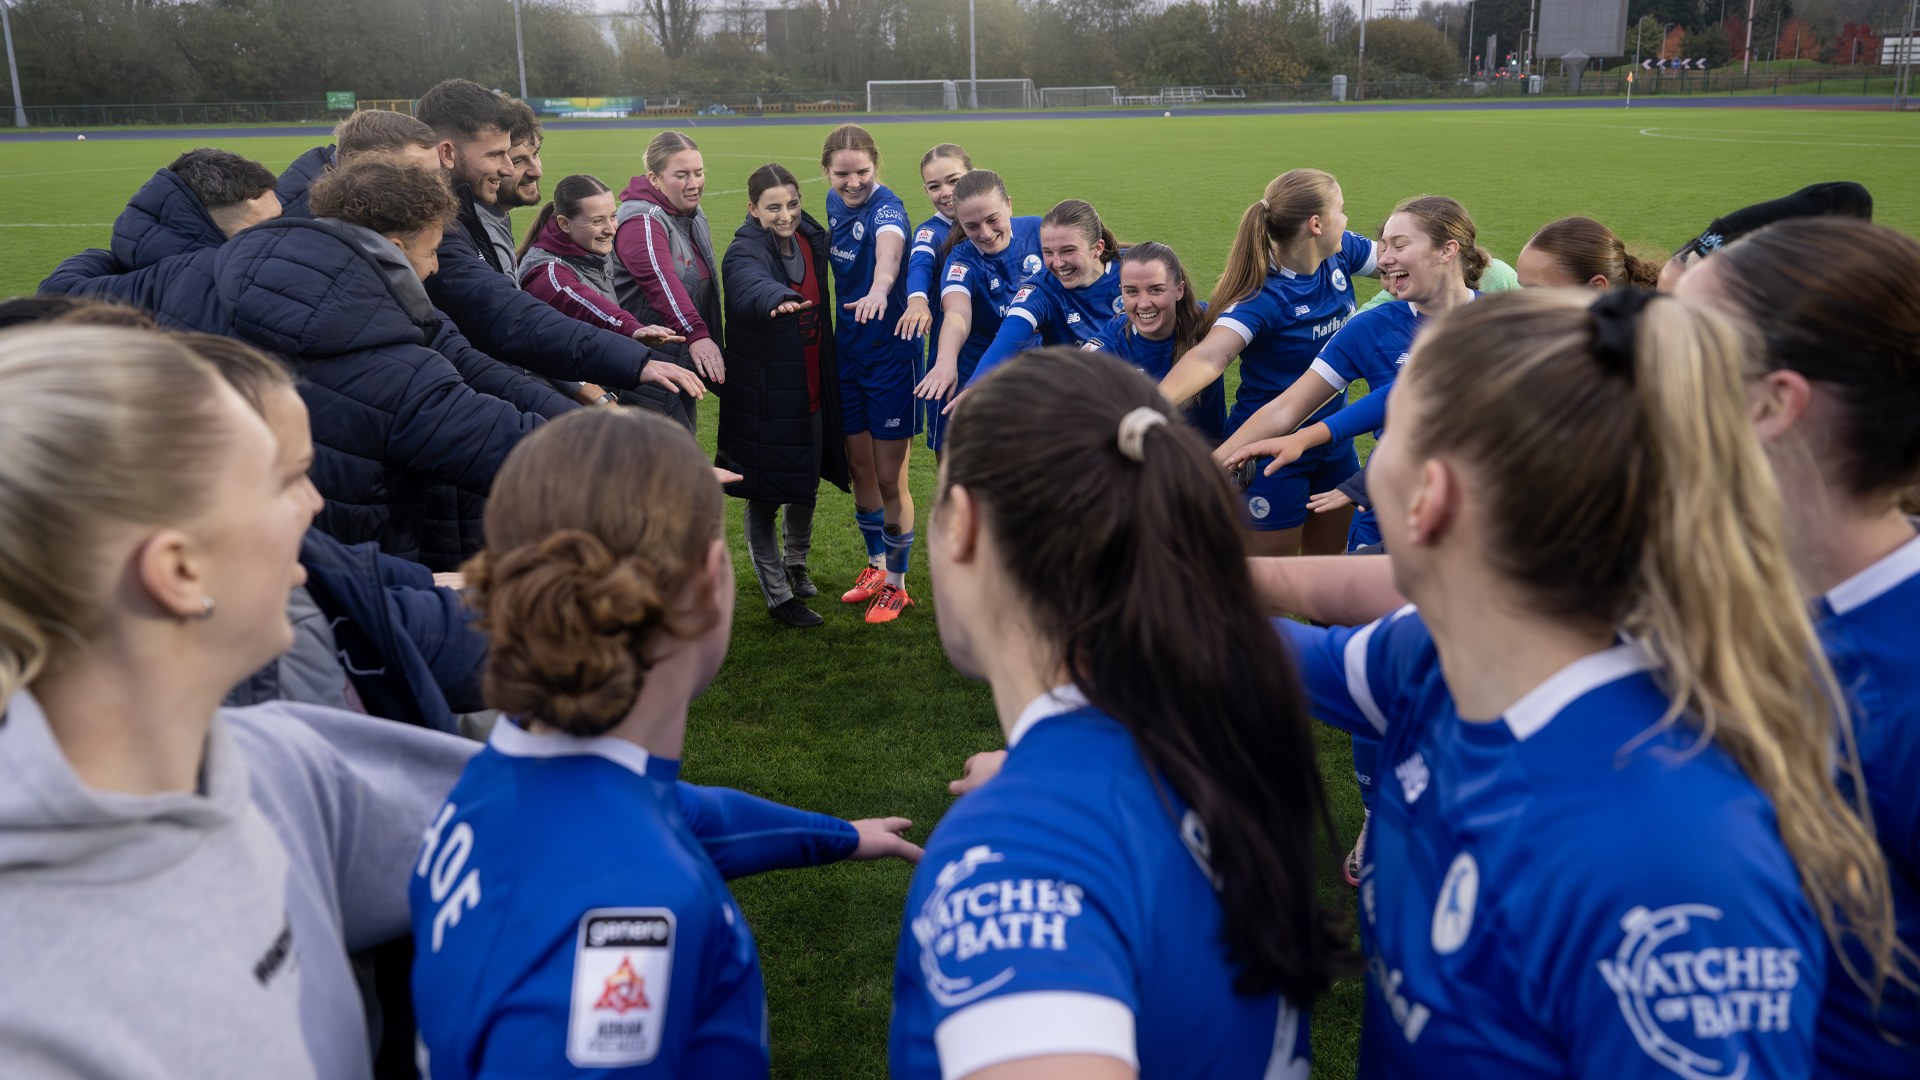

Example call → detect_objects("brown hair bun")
464 408 722 736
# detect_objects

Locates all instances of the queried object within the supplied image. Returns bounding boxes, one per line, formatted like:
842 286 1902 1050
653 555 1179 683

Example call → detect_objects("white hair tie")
1116 407 1168 463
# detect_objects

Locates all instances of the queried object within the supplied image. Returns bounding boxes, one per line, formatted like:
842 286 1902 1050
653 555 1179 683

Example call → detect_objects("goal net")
865 78 1036 112
1039 85 1117 107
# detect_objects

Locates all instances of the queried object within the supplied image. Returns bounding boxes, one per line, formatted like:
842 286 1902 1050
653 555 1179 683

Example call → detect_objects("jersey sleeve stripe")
1308 357 1350 392
1009 309 1039 329
908 290 929 300
642 216 696 332
940 284 972 299
1356 238 1381 278
877 224 907 240
1213 316 1254 347
933 991 1137 1080
1343 619 1390 735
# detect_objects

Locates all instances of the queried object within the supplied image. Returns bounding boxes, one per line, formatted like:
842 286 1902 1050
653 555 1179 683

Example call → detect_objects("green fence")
10 67 1904 128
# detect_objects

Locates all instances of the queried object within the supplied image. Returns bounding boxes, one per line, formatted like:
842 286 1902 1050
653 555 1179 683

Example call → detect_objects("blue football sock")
884 527 914 587
856 507 886 564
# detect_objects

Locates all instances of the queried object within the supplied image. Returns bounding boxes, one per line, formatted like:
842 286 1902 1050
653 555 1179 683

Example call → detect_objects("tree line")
2 0 1899 107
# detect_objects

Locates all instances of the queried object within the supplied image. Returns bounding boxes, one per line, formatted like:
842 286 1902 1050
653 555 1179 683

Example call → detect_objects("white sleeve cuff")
1344 620 1390 735
1356 238 1380 278
1309 357 1350 392
877 224 908 240
934 991 1136 1080
909 290 929 301
1213 317 1254 347
941 284 972 299
1009 309 1039 329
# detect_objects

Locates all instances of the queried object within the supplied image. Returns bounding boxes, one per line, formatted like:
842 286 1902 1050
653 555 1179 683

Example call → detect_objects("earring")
195 596 217 621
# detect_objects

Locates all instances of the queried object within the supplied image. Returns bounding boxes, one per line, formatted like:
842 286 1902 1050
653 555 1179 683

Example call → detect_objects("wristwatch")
597 391 619 405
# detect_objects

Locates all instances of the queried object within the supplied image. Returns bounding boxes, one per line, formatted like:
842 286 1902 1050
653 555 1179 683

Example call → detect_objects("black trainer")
768 597 823 628
786 566 818 599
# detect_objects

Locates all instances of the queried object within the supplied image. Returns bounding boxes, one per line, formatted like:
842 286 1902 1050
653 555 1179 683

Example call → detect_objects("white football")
1164 111 1172 117
77 134 86 140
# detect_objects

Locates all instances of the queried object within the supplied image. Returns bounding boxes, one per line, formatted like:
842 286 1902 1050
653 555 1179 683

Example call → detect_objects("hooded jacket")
717 212 851 504
424 183 671 391
0 688 478 1080
613 173 722 359
519 215 649 339
42 211 554 563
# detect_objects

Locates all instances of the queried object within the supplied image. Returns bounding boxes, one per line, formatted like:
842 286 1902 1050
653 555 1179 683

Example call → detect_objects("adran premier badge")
568 909 676 1067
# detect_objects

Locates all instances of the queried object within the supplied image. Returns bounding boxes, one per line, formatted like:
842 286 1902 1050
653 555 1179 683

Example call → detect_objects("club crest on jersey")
1112 297 1126 314
569 910 675 1067
1430 851 1477 954
852 221 865 240
910 846 1084 1008
1598 903 1801 1080
1023 254 1043 275
1395 751 1430 804
947 263 969 282
1331 269 1349 291
916 227 935 244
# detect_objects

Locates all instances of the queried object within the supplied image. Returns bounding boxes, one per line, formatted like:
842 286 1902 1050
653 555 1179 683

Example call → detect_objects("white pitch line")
1639 127 1920 148
0 223 115 227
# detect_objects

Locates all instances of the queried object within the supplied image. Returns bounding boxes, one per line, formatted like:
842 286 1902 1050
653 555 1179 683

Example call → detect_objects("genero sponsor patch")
568 909 675 1067
947 262 969 282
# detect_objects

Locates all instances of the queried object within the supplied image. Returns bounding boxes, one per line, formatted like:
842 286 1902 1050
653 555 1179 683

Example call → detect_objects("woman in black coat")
718 164 851 627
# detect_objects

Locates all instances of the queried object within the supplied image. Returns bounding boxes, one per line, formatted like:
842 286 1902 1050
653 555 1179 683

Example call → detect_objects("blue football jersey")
1310 296 1474 444
1214 231 1379 434
1813 529 1920 1079
940 216 1044 378
410 723 771 1079
906 212 952 376
826 185 914 363
1083 310 1227 443
1279 609 1825 1079
889 688 1311 1080
966 260 1126 386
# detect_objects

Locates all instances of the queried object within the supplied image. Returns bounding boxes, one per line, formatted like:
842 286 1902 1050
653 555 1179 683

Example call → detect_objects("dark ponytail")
938 169 1010 263
1525 216 1662 289
1390 195 1487 289
1042 199 1119 265
1119 242 1210 358
518 172 612 262
942 347 1355 1002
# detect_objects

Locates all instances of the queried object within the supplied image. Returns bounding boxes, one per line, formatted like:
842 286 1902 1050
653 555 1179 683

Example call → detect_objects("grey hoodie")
0 689 478 1080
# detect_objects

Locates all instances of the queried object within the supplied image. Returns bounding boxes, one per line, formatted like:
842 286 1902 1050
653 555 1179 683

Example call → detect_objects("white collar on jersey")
1007 684 1091 748
1824 528 1920 616
1502 641 1658 742
488 718 655 778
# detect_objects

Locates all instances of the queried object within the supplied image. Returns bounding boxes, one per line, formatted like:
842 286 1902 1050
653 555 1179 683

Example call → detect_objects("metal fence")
10 67 1904 127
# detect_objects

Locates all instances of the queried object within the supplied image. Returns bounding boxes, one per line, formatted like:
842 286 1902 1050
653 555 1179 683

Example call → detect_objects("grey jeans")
743 410 822 607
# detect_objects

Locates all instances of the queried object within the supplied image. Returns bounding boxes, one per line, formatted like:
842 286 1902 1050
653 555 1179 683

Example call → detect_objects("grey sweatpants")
743 409 822 607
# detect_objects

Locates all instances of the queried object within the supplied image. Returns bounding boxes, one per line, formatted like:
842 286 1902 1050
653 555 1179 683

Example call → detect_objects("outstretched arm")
1216 369 1343 468
1157 322 1244 406
675 783 920 878
1248 554 1403 625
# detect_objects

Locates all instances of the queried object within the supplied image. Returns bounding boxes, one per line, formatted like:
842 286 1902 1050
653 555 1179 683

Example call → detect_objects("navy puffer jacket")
112 167 229 269
223 217 548 560
276 144 333 220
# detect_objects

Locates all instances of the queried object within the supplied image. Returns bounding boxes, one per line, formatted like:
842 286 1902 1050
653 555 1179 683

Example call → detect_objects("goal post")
1038 85 1117 107
865 78 1035 112
866 80 957 112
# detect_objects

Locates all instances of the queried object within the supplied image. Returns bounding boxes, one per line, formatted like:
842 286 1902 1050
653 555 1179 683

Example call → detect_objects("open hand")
1222 432 1313 477
771 298 813 318
640 359 706 399
895 296 932 339
849 817 923 863
1307 488 1354 514
689 336 726 384
634 325 686 345
844 290 888 324
948 750 1008 795
914 361 959 402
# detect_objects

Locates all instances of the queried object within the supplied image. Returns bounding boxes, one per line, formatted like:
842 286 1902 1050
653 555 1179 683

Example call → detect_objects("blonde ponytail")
1403 289 1898 1001
1210 169 1339 314
0 327 234 700
1624 296 1900 1006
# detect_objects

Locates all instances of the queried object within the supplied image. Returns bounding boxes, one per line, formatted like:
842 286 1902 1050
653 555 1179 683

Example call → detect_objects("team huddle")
1 74 1918 1080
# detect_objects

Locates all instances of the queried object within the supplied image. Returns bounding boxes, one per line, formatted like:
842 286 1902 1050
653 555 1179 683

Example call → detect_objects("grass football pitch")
5 106 1917 1077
